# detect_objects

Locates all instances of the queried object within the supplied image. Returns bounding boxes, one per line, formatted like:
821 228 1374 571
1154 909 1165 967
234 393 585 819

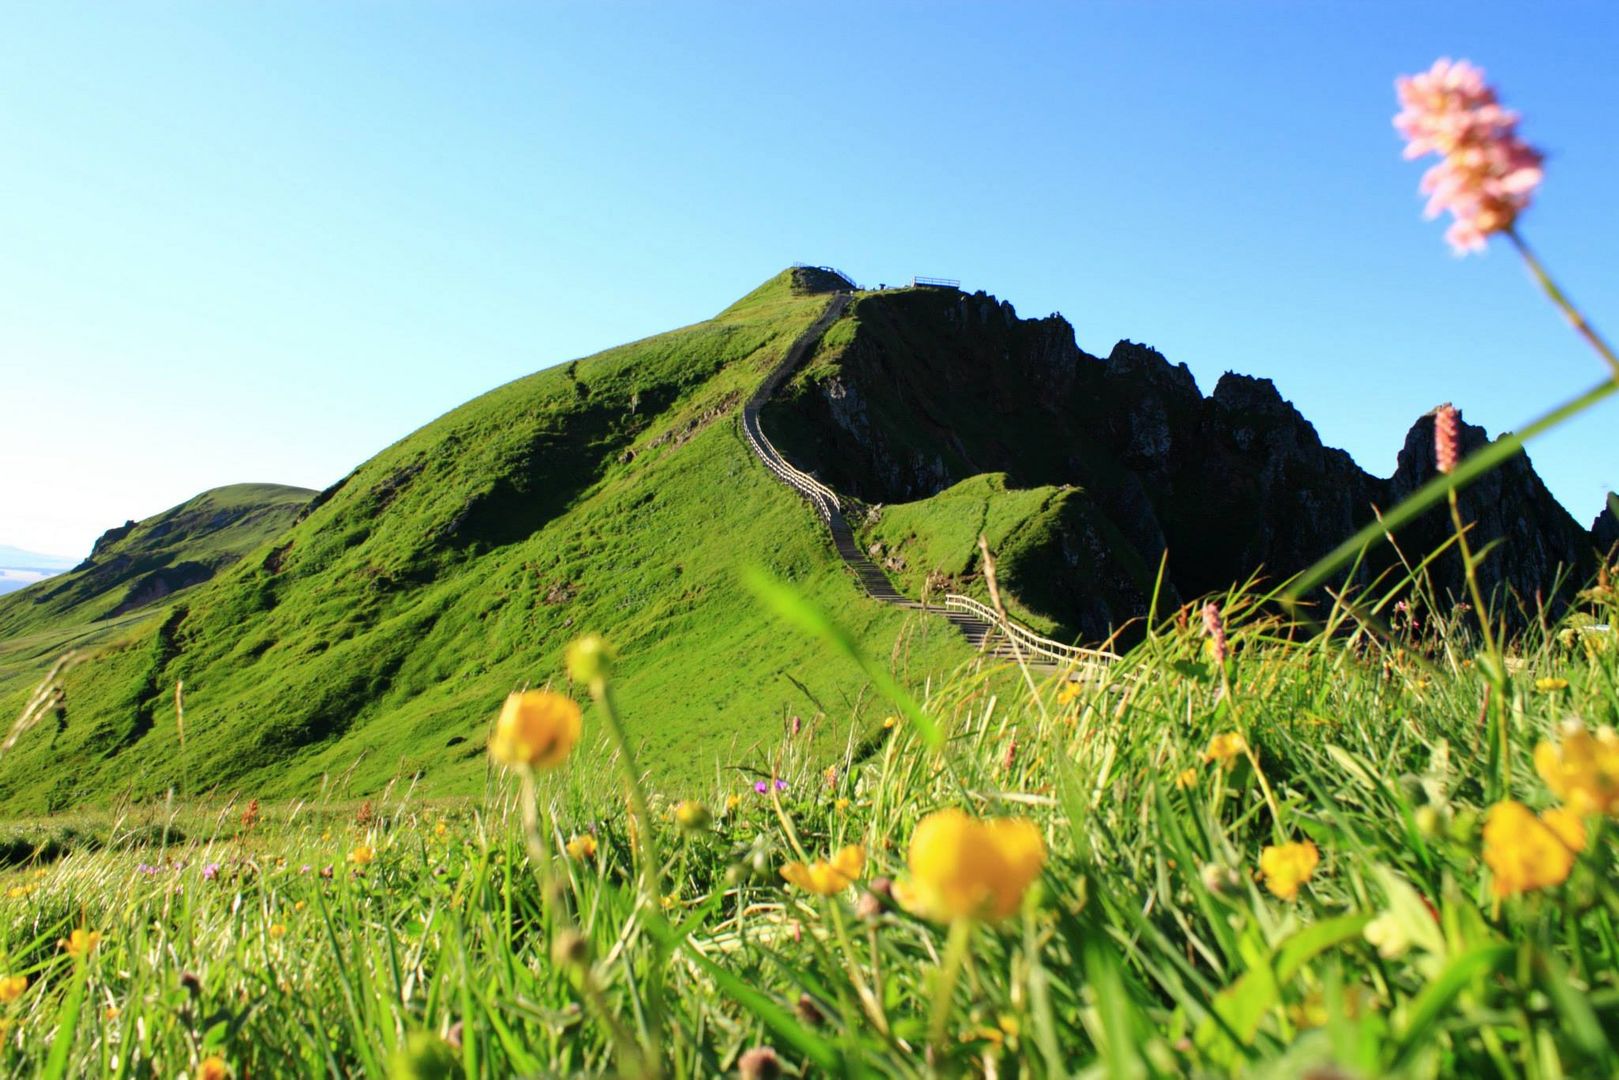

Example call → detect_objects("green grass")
0 271 977 815
857 472 1162 645
1 574 1615 1076
0 484 312 689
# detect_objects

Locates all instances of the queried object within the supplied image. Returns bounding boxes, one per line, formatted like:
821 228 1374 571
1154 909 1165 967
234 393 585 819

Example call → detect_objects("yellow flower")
882 715 898 730
294 900 307 912
489 690 582 769
349 844 376 867
674 800 712 832
1534 722 1619 815
564 634 615 684
1483 799 1584 898
1535 677 1570 693
5 886 29 899
434 821 448 839
1203 732 1248 768
1174 768 1197 790
1259 840 1319 901
197 1055 230 1080
835 797 851 812
896 809 1045 923
61 928 101 959
565 834 597 861
103 1006 119 1021
269 923 287 940
1056 682 1081 705
781 845 866 896
0 975 25 1003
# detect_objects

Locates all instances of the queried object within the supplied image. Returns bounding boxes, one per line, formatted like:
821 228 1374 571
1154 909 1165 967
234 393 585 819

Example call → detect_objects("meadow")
0 565 1615 1077
2 54 1616 1080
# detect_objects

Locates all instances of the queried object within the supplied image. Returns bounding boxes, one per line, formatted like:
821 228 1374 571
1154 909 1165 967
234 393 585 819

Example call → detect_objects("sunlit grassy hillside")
0 271 975 815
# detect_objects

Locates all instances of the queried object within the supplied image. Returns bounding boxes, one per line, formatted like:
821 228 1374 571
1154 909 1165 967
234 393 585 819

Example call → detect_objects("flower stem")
588 677 661 902
929 918 973 1060
1507 229 1619 381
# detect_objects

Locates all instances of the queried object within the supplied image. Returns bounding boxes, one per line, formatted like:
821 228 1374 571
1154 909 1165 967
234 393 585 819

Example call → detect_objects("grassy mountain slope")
0 272 975 814
0 484 313 698
858 473 1162 642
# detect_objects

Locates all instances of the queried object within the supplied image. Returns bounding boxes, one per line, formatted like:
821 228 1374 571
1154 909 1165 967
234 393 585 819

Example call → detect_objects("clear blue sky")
4 2 1616 558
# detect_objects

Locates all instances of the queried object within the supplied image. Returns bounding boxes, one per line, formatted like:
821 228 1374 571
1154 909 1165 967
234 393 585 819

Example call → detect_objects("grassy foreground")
1 577 1616 1078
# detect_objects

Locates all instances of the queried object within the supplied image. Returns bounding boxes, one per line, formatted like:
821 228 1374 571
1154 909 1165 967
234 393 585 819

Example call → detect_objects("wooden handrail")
743 292 1118 672
942 594 1119 666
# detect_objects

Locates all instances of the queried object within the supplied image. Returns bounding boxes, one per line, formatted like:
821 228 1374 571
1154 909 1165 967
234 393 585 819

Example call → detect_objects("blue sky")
3 2 1616 558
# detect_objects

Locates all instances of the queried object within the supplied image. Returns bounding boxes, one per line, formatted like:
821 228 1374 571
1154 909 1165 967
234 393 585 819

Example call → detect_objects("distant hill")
0 484 316 638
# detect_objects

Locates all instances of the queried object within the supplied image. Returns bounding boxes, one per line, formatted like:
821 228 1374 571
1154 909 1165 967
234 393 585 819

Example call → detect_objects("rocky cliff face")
764 287 1600 638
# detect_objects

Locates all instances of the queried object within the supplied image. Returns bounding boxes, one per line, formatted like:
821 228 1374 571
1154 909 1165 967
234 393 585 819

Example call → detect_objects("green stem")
1507 229 1619 380
929 918 973 1061
590 678 661 901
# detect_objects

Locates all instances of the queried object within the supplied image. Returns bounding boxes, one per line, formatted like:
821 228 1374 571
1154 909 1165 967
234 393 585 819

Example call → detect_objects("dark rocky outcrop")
765 286 1600 637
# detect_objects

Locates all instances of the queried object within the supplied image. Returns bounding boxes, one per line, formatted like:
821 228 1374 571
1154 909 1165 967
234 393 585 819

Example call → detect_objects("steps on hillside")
742 291 1055 667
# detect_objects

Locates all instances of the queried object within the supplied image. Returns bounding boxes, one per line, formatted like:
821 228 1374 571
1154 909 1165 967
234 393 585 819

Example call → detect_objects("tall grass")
0 562 1615 1077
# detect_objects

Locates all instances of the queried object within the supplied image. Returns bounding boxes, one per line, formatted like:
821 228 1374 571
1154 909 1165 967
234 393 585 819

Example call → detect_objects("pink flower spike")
1394 58 1543 254
1433 403 1461 475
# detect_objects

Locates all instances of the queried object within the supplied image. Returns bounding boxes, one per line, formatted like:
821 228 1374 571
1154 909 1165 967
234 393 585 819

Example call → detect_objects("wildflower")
1175 768 1197 790
201 862 221 881
1202 602 1229 664
355 800 374 827
1259 840 1319 901
349 844 376 867
1483 799 1584 897
5 886 29 899
1535 677 1570 693
197 1056 230 1080
835 797 851 812
564 634 615 684
1363 912 1411 959
1200 863 1242 898
753 778 788 795
550 928 590 969
895 809 1045 923
1394 58 1544 253
1534 722 1619 815
434 821 448 839
1433 404 1461 475
0 975 25 1003
882 715 898 730
738 1046 783 1080
725 793 741 813
565 834 597 861
823 765 836 787
61 928 101 959
269 923 287 940
1203 732 1248 768
794 993 825 1027
781 844 866 895
1056 681 1081 705
489 690 582 769
103 1006 119 1021
674 800 711 832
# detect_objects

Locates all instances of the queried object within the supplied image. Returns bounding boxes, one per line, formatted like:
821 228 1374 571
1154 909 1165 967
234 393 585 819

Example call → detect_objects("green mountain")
0 271 974 814
0 485 313 702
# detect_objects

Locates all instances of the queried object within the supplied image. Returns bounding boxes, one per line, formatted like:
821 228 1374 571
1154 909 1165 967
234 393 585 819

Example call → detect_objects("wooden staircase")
741 289 1116 673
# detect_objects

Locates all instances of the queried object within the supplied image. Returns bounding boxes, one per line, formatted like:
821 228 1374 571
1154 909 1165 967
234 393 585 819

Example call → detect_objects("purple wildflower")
202 862 221 880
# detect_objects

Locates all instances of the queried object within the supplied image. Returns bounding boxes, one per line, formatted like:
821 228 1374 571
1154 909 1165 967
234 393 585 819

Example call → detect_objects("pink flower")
1433 403 1461 474
1394 59 1543 254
